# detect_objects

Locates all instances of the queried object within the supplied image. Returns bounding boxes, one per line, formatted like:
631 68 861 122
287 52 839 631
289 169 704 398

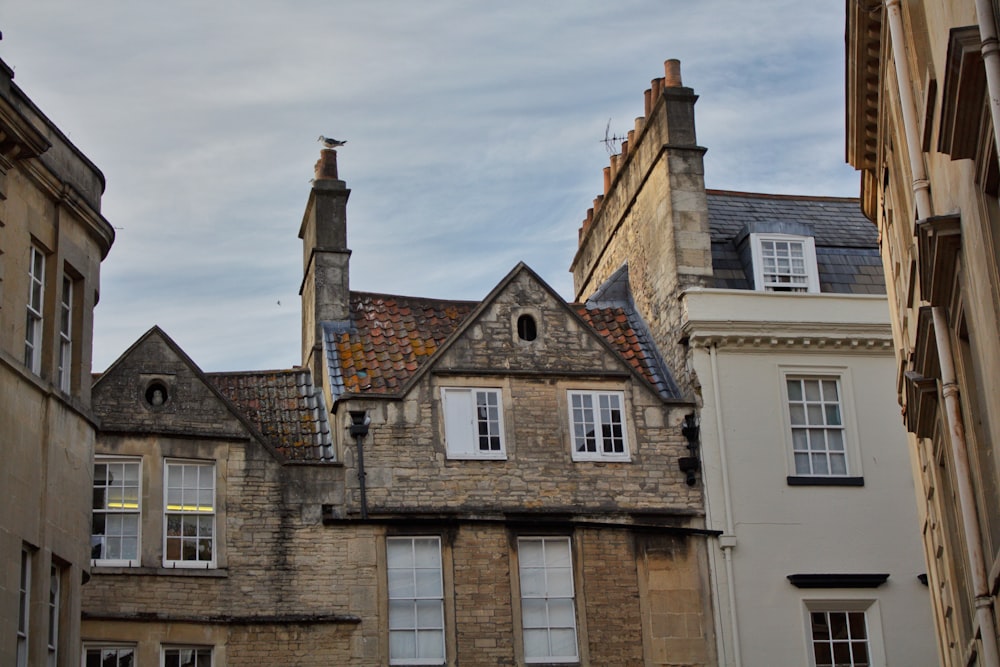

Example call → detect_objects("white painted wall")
683 288 936 667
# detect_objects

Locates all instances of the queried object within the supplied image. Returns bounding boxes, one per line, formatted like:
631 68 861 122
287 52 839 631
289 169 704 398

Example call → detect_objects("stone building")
80 148 717 665
846 2 1000 664
0 56 115 666
573 59 935 666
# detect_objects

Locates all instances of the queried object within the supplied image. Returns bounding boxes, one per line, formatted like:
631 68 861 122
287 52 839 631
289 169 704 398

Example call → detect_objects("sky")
1 2 861 373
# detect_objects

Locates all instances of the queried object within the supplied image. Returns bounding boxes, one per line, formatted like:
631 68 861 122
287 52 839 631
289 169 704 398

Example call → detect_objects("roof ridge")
351 290 479 305
706 188 860 203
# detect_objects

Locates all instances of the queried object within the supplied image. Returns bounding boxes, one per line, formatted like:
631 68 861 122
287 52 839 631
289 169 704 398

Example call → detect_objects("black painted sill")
787 476 864 487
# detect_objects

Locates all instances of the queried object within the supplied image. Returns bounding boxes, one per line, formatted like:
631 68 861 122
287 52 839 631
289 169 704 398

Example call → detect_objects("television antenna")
601 118 626 155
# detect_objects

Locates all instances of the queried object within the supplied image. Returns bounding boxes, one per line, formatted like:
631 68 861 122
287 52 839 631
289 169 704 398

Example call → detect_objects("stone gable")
92 327 251 440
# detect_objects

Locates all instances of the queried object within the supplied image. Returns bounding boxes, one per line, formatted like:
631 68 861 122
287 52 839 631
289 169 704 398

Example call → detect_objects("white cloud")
2 1 859 372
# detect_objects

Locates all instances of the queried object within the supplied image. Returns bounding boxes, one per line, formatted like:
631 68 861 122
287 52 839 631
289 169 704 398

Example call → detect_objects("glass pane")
414 568 442 597
832 641 851 664
413 539 439 568
848 611 867 638
789 406 806 425
794 453 811 474
387 569 415 598
415 600 443 629
811 453 829 475
546 568 574 596
416 629 444 659
804 380 821 401
166 514 182 536
822 379 839 400
389 630 416 659
550 628 578 658
852 640 870 665
545 540 571 567
519 540 545 568
200 516 213 537
830 454 848 476
387 541 413 569
521 599 547 628
520 568 546 597
121 537 138 559
828 430 845 451
807 405 824 425
786 380 803 401
389 600 415 629
825 405 842 426
792 430 808 450
814 641 832 665
829 612 848 638
523 629 548 658
548 598 576 626
812 612 829 638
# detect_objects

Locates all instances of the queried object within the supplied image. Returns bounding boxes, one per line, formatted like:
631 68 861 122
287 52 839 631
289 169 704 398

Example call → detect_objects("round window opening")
145 381 169 407
517 314 538 341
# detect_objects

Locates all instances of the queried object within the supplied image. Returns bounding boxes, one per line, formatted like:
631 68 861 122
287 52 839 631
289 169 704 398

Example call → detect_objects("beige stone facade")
0 57 114 667
80 145 715 664
847 2 1000 665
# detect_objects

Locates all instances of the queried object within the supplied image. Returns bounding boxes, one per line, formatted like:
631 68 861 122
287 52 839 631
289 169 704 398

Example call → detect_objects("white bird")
318 135 347 148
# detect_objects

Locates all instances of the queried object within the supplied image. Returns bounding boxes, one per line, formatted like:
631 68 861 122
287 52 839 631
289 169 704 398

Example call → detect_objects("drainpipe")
883 0 932 221
974 0 1000 162
883 1 1000 661
350 410 371 520
710 344 742 667
932 308 1000 667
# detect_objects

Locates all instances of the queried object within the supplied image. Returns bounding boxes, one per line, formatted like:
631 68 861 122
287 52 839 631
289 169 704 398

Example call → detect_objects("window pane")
416 629 444 659
830 454 848 476
794 453 811 474
519 540 545 568
811 453 829 475
387 569 415 598
414 568 442 597
548 598 576 626
804 380 821 401
521 599 547 627
389 631 416 659
415 600 443 629
520 568 546 597
523 629 548 657
546 568 574 596
550 628 578 657
388 600 415 629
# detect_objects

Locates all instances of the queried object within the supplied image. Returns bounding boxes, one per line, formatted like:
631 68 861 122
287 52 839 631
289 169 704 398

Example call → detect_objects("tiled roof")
575 305 678 398
209 369 333 462
325 293 477 397
706 190 885 294
323 289 677 401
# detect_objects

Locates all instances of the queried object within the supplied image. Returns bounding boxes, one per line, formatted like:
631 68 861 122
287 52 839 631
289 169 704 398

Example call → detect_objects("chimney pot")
603 166 611 194
664 59 682 87
644 89 652 117
635 116 645 134
651 77 663 101
314 148 340 181
594 195 604 213
620 140 628 159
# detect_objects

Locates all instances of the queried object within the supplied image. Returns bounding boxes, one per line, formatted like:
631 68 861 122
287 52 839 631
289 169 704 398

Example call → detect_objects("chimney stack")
299 148 352 384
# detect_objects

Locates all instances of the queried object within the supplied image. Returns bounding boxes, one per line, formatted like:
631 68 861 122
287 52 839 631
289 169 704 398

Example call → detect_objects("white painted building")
683 192 937 667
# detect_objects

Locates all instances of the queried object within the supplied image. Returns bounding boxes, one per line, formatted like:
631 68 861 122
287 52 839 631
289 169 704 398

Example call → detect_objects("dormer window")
750 234 819 293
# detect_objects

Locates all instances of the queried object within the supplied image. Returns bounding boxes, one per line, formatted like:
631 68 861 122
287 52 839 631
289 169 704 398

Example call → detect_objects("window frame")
57 274 72 392
24 244 45 374
17 547 30 667
161 645 213 667
84 644 136 667
802 599 886 667
163 459 217 569
441 387 507 460
780 368 864 485
516 536 579 664
386 536 446 666
567 389 630 461
750 233 820 293
92 457 143 567
47 563 61 667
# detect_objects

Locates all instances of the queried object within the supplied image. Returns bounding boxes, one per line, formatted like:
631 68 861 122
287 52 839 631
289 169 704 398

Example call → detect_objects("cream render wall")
683 288 936 666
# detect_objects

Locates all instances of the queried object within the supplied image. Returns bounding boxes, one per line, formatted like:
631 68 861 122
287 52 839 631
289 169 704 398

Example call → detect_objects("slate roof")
209 369 334 462
322 288 679 402
707 190 885 295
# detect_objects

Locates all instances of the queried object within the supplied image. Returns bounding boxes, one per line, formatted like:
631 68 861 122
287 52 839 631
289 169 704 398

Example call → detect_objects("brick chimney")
299 148 351 383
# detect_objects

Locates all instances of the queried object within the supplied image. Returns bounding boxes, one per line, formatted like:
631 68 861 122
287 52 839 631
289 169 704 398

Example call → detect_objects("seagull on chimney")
318 135 347 148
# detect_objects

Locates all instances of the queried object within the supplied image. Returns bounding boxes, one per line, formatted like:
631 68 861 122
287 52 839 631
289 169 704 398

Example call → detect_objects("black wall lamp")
678 412 701 486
